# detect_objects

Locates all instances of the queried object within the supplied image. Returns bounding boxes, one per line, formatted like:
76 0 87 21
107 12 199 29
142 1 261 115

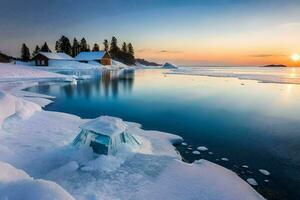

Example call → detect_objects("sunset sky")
1 0 300 66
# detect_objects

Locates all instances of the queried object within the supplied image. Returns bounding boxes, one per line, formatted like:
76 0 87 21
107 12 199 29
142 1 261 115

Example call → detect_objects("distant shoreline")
260 64 287 68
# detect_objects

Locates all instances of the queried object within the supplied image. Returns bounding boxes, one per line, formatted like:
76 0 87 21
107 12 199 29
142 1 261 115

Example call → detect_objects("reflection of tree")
60 69 135 100
82 80 92 99
62 84 74 98
102 70 135 98
102 70 111 97
38 84 50 94
111 78 119 98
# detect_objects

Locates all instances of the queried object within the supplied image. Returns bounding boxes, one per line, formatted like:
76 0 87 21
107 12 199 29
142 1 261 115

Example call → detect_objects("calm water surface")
26 69 300 200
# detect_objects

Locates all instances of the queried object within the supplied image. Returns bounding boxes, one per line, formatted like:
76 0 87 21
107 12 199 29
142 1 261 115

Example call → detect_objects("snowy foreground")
0 63 264 200
168 66 300 84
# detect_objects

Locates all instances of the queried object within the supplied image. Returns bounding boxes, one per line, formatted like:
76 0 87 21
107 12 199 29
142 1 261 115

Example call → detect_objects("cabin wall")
33 54 49 66
101 58 111 65
0 54 10 63
101 52 112 65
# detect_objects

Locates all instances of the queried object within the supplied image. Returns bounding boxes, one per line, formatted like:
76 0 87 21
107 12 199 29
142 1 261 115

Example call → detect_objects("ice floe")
197 146 208 151
192 150 201 155
259 169 270 176
247 178 258 186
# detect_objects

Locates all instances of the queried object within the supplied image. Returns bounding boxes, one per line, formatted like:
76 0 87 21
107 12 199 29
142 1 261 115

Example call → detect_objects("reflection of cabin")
75 51 111 65
72 116 140 155
32 52 74 66
0 52 12 63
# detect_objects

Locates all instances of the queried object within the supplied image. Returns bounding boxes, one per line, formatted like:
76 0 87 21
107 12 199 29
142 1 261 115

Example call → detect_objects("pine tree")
109 36 120 59
72 38 80 57
92 43 100 51
80 38 88 52
103 39 109 51
121 42 127 53
40 42 51 52
127 43 134 56
32 45 40 57
21 43 30 61
110 36 119 52
55 36 72 55
55 41 60 52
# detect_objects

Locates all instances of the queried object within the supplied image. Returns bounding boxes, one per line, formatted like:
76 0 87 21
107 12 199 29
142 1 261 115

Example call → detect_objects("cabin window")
41 60 45 65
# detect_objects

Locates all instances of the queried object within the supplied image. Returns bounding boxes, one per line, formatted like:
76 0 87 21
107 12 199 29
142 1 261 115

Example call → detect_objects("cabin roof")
0 52 10 59
37 52 74 60
79 116 127 137
75 51 108 61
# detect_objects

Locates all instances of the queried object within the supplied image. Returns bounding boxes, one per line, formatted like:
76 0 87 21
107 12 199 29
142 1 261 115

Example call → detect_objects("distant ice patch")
197 146 208 151
192 150 200 155
259 169 270 176
221 158 229 161
247 178 258 186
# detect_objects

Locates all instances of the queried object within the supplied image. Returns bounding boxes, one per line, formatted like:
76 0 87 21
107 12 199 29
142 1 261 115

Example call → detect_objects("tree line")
21 36 135 65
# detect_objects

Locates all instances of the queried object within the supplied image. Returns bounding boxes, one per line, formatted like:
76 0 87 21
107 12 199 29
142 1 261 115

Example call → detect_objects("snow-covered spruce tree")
103 39 109 51
32 45 40 57
40 42 52 52
21 43 30 61
92 43 100 51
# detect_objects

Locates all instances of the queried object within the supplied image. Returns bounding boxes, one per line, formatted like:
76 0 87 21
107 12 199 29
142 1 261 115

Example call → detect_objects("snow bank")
0 161 75 200
168 66 300 84
0 90 41 128
0 63 69 81
136 159 264 200
111 60 131 69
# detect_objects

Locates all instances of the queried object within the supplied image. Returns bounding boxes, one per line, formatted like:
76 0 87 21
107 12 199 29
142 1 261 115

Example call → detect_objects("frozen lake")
26 68 300 200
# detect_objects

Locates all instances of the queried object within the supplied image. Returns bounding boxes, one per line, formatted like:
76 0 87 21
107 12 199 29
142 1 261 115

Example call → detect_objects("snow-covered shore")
167 66 300 84
0 63 265 200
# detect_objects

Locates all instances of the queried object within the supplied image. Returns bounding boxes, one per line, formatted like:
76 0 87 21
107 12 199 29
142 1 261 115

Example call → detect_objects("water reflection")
60 70 134 99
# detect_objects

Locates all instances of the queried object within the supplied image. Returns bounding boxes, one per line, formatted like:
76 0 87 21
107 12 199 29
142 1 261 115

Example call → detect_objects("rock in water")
161 62 178 69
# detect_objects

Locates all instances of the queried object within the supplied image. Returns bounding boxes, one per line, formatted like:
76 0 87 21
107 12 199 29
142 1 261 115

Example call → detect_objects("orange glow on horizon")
136 49 300 67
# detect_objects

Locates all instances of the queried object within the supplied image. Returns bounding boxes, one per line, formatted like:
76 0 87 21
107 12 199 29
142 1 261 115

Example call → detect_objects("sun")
291 54 300 62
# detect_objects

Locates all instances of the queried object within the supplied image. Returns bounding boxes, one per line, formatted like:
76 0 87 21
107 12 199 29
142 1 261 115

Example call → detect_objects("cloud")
136 48 153 53
279 22 300 28
158 50 182 54
137 49 182 54
247 54 286 58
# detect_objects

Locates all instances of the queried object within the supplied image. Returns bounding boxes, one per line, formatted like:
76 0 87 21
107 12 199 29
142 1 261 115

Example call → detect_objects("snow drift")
0 90 41 128
0 161 75 200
